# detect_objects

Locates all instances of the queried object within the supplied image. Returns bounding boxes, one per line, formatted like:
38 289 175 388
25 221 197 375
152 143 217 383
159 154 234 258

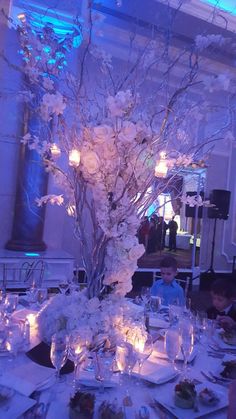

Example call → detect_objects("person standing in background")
168 215 178 252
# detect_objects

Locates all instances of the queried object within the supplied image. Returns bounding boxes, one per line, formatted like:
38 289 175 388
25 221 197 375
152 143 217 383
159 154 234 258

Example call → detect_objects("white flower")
195 34 226 52
81 150 100 175
43 77 54 91
128 244 145 261
107 90 134 117
93 125 114 143
118 121 137 142
35 194 64 207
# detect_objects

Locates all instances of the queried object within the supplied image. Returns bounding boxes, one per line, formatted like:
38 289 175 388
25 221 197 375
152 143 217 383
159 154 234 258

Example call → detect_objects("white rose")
118 121 137 142
128 244 145 261
82 150 100 175
93 125 114 143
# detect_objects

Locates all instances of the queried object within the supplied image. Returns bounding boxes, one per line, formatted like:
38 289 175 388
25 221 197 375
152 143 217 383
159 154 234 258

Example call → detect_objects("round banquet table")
0 305 230 419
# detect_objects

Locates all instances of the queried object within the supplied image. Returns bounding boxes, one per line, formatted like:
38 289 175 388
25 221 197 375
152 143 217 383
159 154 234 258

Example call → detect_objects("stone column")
6 95 49 251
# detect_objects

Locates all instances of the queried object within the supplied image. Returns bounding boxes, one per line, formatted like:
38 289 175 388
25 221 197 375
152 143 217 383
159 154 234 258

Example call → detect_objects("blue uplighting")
25 252 40 257
201 0 236 15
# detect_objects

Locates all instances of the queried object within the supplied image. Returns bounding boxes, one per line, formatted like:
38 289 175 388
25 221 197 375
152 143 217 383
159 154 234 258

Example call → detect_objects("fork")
200 371 227 386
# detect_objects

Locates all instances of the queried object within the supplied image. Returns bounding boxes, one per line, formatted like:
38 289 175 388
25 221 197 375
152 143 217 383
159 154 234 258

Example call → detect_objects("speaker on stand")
205 189 231 274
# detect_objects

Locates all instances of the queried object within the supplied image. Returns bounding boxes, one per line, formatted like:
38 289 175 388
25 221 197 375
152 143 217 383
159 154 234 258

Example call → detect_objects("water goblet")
94 351 114 393
140 287 151 308
150 296 161 315
50 333 69 382
36 288 48 307
164 327 180 369
116 342 136 386
69 335 86 391
4 293 18 320
6 323 24 360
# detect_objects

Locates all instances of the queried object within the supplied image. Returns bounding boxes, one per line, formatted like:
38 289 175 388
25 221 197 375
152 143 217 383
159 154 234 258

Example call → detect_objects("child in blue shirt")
150 256 185 306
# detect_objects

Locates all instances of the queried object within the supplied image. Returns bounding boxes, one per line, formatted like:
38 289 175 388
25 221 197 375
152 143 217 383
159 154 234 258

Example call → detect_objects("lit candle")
17 13 26 22
155 151 168 178
67 205 76 217
50 143 61 158
27 313 36 327
75 344 83 355
134 337 145 353
69 149 81 167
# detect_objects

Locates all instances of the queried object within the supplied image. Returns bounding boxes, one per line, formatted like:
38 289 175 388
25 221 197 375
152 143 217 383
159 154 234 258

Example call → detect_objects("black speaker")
207 189 231 220
185 191 204 218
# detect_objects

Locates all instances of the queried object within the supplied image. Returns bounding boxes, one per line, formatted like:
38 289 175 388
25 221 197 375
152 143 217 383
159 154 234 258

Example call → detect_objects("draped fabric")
154 176 183 215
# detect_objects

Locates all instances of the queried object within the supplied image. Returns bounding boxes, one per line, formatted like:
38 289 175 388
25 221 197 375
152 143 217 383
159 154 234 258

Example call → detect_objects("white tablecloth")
2 308 229 418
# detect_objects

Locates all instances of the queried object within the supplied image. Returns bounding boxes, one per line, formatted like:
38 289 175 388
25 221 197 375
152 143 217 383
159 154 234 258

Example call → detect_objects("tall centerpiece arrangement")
8 1 234 340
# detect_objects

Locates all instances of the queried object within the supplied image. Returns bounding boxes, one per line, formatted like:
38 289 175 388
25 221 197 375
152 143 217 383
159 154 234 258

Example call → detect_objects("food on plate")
199 387 220 406
98 399 124 419
221 330 236 346
174 380 197 409
69 391 95 419
220 360 236 379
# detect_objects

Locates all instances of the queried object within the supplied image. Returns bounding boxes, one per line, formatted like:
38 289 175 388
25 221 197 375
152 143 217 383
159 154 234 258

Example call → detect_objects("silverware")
208 371 230 383
149 399 178 418
138 405 150 418
200 370 228 386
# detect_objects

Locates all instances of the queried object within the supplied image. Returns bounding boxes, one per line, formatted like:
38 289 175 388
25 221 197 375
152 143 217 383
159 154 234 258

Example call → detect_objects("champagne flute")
165 328 180 369
180 322 194 377
50 333 69 382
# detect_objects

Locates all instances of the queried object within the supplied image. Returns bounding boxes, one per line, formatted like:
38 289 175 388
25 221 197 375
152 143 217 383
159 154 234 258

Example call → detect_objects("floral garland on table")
37 291 147 345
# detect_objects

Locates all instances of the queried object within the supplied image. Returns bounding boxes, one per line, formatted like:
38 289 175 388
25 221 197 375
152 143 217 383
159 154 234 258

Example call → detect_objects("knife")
152 399 178 418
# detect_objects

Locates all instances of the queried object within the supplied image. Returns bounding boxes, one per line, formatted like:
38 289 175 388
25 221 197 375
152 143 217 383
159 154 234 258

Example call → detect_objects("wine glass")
116 342 137 386
179 321 194 377
4 293 18 320
69 335 86 390
134 333 153 378
140 287 151 309
94 351 114 393
164 328 180 369
50 333 69 381
36 288 48 307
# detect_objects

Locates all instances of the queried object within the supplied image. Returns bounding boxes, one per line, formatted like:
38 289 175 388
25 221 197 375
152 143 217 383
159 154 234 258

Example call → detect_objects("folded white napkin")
0 392 36 419
132 360 177 384
0 362 54 396
153 341 197 362
79 369 119 388
149 317 169 329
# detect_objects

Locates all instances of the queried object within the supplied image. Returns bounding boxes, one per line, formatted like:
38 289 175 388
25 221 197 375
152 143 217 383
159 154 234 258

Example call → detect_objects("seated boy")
207 278 236 329
150 256 185 306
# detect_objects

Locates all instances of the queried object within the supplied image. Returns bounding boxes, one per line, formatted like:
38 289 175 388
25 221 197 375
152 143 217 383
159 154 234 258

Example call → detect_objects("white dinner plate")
154 382 228 419
210 354 236 381
0 391 36 419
